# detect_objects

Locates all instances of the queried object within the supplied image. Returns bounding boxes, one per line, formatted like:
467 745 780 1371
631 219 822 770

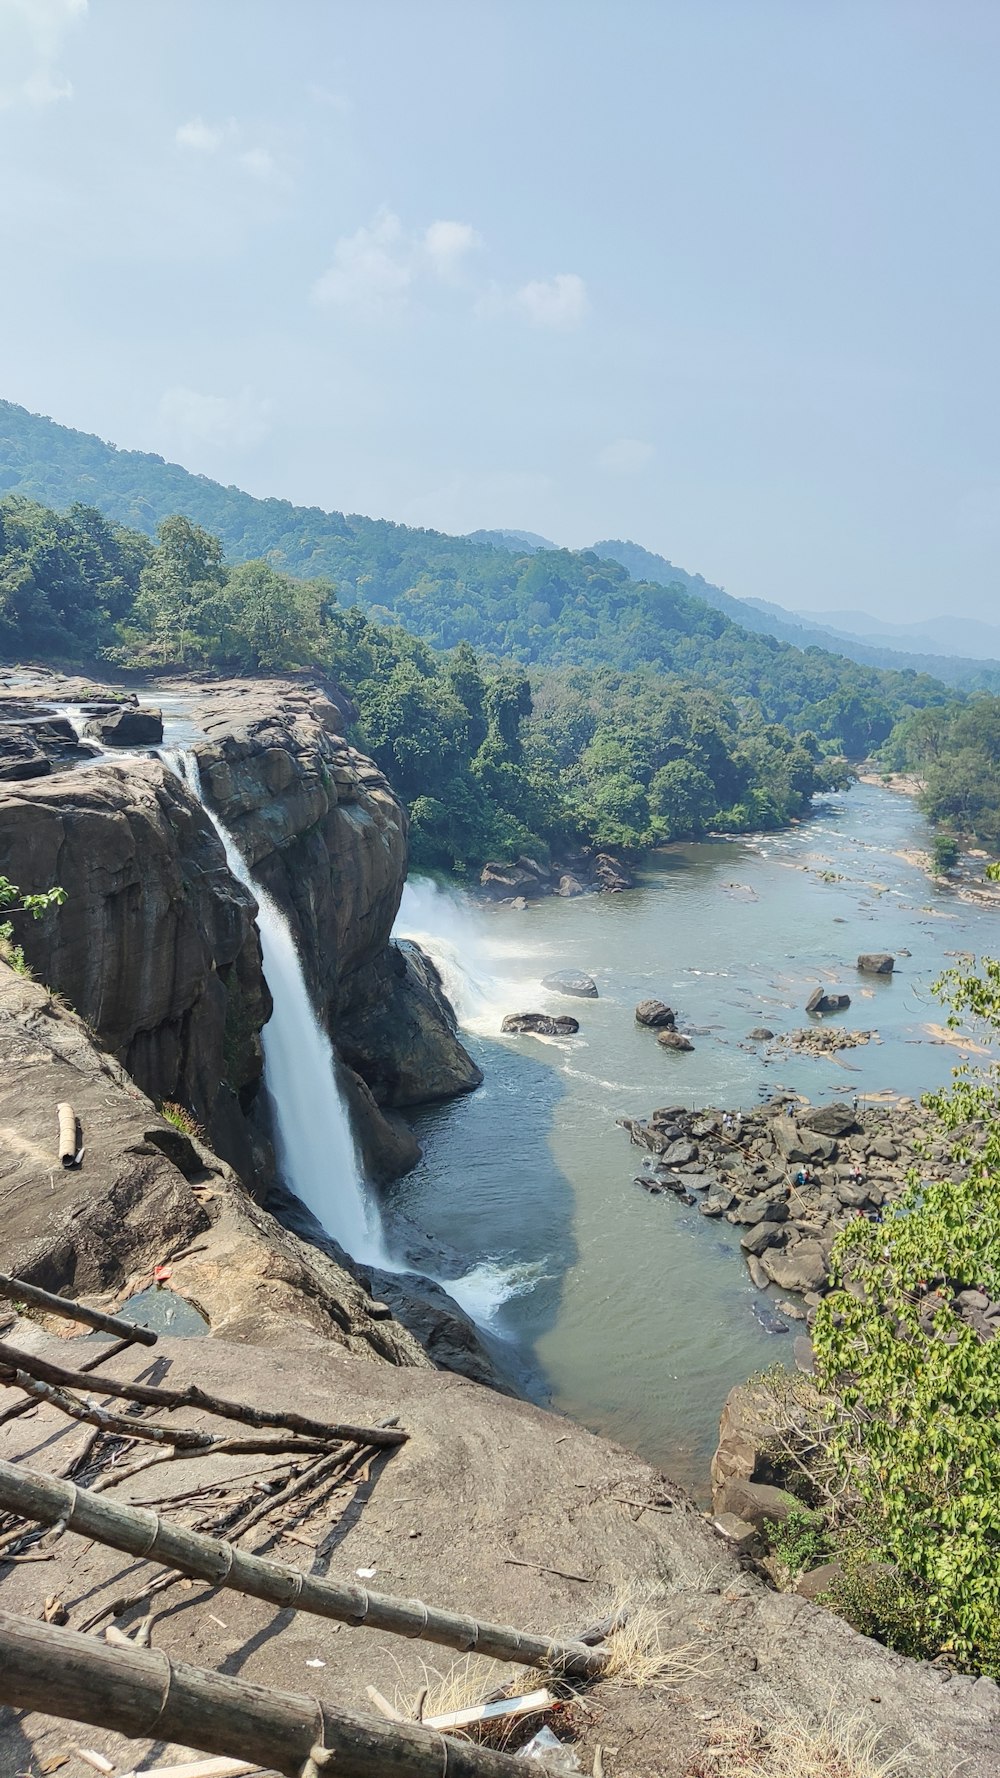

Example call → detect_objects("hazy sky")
2 0 999 622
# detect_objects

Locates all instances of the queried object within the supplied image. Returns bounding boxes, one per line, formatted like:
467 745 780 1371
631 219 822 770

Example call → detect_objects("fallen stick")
57 1102 79 1168
0 1609 566 1778
0 1274 157 1345
0 1460 608 1678
0 1340 406 1448
503 1556 593 1584
0 1335 136 1430
0 1371 334 1455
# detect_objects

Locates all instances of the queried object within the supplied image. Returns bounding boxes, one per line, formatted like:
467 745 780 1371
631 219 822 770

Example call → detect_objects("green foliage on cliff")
880 697 1000 847
810 959 1000 1675
0 399 955 758
0 874 66 974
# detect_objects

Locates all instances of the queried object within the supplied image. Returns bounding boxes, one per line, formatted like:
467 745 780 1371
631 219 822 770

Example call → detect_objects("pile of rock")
774 1027 875 1055
501 1012 580 1036
619 1093 939 1300
635 999 696 1051
479 849 634 905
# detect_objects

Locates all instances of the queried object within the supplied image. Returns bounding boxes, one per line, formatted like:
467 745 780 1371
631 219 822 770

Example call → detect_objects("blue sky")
2 0 999 621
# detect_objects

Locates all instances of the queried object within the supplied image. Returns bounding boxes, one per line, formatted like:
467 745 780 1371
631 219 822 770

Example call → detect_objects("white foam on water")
394 876 553 1037
440 1258 550 1331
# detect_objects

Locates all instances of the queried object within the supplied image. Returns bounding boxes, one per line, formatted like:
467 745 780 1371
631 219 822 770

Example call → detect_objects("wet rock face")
657 1028 695 1051
338 940 483 1107
84 706 163 746
0 760 269 1176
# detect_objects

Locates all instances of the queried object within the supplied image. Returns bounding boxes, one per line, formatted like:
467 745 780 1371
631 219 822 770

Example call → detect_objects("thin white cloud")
0 0 86 109
158 387 272 453
313 209 481 313
175 117 230 152
598 437 654 475
514 272 589 329
237 146 277 181
423 219 481 279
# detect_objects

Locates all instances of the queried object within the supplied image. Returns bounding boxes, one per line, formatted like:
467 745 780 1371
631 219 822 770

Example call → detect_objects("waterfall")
394 876 552 1036
175 752 391 1269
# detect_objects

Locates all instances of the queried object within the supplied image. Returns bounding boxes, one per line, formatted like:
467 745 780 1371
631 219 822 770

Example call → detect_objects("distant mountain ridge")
591 539 1000 689
0 397 977 759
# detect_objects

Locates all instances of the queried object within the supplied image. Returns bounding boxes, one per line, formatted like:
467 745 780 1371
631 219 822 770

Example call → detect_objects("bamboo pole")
0 1459 608 1678
0 1274 157 1346
57 1102 78 1167
0 1610 564 1778
0 1341 407 1448
0 1370 335 1456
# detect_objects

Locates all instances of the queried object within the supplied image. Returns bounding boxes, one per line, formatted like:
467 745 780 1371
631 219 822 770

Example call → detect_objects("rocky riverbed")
619 1091 956 1303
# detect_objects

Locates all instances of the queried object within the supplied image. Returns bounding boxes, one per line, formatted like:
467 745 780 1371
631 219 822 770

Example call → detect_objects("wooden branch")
0 1340 407 1448
0 1610 566 1778
0 1460 608 1679
0 1336 132 1429
0 1371 332 1455
0 1274 157 1346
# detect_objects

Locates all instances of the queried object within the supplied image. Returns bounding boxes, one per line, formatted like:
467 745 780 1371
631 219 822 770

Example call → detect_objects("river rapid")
391 781 1000 1492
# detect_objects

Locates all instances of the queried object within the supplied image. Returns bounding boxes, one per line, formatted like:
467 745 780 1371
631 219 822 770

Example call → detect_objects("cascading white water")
394 876 553 1036
176 752 391 1269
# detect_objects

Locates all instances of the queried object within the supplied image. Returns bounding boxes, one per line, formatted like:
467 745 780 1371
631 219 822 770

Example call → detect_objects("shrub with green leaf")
0 874 66 974
812 956 1000 1675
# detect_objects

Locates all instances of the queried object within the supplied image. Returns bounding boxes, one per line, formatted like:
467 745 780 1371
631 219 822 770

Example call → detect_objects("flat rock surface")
0 1334 997 1778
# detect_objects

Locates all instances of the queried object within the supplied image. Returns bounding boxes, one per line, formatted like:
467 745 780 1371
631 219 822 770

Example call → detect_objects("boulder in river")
555 874 586 898
857 952 895 974
635 999 676 1028
657 1028 694 1052
761 1240 828 1295
799 1100 858 1138
84 706 164 746
543 970 598 998
501 1012 579 1036
747 1026 775 1041
805 986 851 1015
479 859 551 900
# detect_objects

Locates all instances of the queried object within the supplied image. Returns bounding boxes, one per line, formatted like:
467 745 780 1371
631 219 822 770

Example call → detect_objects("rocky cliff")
0 758 270 1180
189 680 482 1162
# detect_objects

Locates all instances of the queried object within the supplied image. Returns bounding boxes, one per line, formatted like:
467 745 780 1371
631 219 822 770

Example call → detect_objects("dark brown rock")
657 1028 694 1051
635 998 676 1027
805 987 851 1015
799 1101 858 1138
0 733 51 780
338 941 482 1106
593 851 634 892
501 1012 579 1036
857 952 895 974
84 706 164 746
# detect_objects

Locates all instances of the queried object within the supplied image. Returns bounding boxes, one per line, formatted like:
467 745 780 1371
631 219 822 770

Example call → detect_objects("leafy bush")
0 874 66 974
811 958 1000 1675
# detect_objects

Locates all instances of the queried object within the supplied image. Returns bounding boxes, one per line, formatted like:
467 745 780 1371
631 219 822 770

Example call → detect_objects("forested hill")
0 398 953 755
593 537 1000 690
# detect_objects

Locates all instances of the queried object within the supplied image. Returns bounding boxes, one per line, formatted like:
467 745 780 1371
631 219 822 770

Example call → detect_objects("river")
390 781 999 1493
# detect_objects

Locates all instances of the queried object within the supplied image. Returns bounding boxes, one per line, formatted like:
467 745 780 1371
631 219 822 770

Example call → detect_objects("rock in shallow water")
501 1012 580 1036
635 998 675 1027
543 970 598 998
857 951 895 974
805 986 851 1015
85 705 163 746
657 1028 694 1051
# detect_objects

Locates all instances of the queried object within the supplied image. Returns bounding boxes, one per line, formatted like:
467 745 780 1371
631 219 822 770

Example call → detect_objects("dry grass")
600 1588 713 1692
688 1707 910 1778
396 1652 526 1725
